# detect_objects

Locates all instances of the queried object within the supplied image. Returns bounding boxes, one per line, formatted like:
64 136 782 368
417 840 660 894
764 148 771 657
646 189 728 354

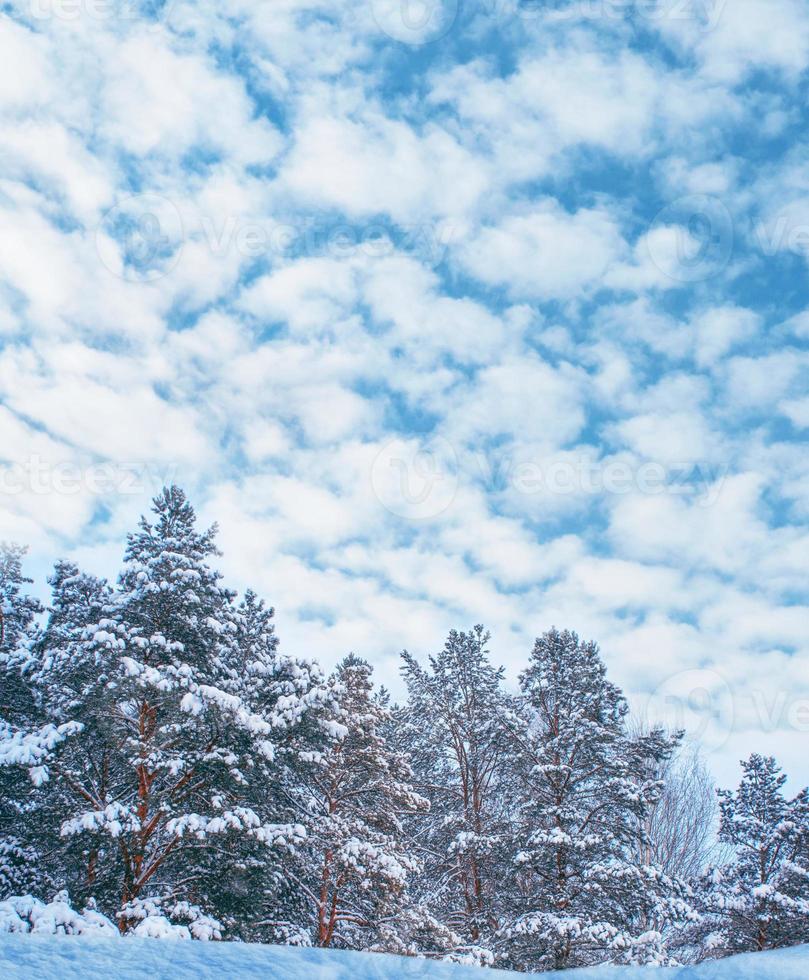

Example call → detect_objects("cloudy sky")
1 0 808 786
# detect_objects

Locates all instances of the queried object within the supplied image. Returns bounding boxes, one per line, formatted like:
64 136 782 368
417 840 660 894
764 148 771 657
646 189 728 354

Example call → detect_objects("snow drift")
0 936 807 980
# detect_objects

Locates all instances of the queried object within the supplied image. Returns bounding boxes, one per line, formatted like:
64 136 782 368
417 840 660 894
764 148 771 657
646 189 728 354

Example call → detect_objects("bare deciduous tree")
630 724 722 882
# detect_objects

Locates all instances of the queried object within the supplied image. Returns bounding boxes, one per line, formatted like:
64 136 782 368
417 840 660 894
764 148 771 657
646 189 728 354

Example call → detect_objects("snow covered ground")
0 938 807 980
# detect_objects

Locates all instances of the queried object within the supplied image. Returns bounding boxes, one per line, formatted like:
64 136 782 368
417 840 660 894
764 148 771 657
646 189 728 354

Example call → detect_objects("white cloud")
606 472 772 577
280 113 489 222
458 201 625 300
444 354 586 448
613 411 721 465
722 351 807 413
691 306 760 368
661 0 809 82
99 31 283 164
0 0 806 786
0 19 53 111
781 396 809 429
0 122 113 220
429 47 659 178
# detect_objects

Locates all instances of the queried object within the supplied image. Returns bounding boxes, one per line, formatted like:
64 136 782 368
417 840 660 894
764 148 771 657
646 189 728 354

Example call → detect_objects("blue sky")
1 0 808 786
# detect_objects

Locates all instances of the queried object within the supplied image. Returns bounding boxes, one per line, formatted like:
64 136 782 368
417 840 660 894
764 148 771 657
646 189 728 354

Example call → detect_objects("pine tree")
200 587 333 943
697 754 809 957
24 561 118 906
18 505 809 971
501 628 693 970
399 626 514 962
26 488 322 932
0 543 46 898
0 543 43 728
291 655 427 949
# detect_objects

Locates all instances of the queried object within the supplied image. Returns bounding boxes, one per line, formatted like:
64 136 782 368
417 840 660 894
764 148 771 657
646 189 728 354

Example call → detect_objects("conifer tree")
201 587 332 942
0 543 47 897
0 543 44 737
696 754 809 956
11 507 809 970
292 655 427 949
26 488 323 932
501 628 693 970
399 626 514 961
22 560 114 903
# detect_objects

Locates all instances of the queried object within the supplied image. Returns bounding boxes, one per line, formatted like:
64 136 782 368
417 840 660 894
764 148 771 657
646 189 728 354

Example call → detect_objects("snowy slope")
1 938 808 980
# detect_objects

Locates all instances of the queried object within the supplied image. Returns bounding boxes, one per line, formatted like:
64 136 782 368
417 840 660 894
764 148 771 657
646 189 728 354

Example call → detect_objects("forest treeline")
1 487 807 968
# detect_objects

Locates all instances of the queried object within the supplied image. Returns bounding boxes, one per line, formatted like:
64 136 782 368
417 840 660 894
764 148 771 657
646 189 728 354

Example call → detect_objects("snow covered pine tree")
0 543 50 898
290 655 427 950
19 561 116 906
10 506 809 968
697 754 809 957
399 626 515 965
501 628 695 970
24 487 325 935
210 587 333 944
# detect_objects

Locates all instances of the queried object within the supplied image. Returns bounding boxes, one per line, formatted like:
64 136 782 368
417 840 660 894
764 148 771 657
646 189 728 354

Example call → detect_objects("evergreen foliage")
1 488 806 969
